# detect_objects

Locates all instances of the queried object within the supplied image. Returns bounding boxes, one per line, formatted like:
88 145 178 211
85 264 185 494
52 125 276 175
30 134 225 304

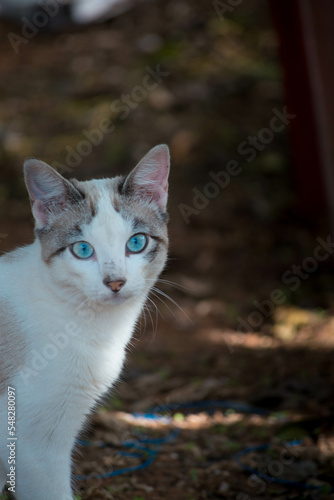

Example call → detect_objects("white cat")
0 144 170 499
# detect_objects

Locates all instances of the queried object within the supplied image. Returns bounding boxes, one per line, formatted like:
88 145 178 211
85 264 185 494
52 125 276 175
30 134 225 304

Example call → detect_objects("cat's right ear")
24 160 83 228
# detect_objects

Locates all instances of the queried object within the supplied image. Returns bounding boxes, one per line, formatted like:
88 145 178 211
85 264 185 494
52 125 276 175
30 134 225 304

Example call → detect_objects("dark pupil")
82 244 87 252
134 238 138 245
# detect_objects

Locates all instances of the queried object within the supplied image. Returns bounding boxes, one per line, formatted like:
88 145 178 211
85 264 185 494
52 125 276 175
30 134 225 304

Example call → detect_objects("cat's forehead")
78 177 130 237
76 176 167 235
72 176 121 216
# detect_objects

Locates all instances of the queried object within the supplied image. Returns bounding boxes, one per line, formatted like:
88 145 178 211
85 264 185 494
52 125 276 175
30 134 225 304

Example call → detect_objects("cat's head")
24 145 170 307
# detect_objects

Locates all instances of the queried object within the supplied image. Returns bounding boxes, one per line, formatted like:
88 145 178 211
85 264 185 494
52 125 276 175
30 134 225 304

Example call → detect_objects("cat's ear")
24 159 83 227
124 144 170 211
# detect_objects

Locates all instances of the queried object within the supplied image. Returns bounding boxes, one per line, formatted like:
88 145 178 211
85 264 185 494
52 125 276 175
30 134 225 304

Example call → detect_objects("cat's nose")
104 279 126 293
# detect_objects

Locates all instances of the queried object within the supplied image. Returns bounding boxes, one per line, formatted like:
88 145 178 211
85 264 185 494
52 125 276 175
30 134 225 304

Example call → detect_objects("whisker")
149 288 180 322
145 302 157 336
146 295 161 325
151 287 192 324
140 303 154 341
134 305 147 340
144 276 191 293
157 278 191 292
145 297 159 344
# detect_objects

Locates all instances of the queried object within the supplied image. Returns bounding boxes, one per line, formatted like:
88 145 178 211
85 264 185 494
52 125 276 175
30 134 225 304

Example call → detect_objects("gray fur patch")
118 195 168 254
37 179 101 264
37 202 91 264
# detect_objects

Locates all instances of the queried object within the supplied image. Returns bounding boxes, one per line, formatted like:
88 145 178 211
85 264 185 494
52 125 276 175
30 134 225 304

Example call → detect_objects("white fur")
0 167 168 499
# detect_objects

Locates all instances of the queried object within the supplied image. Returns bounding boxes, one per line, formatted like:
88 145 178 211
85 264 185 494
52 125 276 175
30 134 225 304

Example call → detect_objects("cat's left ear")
24 159 83 228
124 144 170 212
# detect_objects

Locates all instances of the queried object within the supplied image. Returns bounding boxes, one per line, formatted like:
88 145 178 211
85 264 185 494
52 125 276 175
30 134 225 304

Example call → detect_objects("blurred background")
1 0 334 498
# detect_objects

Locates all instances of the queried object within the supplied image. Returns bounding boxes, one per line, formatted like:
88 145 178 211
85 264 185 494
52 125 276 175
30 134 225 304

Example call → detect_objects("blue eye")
71 241 95 260
126 234 148 254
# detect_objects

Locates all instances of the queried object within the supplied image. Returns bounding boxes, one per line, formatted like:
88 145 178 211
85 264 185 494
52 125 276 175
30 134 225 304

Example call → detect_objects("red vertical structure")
270 0 334 233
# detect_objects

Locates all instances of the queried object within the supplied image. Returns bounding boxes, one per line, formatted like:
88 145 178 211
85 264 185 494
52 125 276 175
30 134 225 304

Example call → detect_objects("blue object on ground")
77 400 333 493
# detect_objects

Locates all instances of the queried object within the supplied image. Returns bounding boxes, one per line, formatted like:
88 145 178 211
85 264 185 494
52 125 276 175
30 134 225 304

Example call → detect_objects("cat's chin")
99 293 133 306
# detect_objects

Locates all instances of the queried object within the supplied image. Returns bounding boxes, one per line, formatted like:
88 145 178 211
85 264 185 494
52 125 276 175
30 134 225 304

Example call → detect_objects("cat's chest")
70 321 129 389
24 298 138 397
69 338 126 400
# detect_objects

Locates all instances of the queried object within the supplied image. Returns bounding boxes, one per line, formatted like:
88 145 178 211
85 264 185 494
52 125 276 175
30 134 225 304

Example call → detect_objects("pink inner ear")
140 166 169 209
32 199 50 226
132 145 170 210
155 163 169 189
154 185 168 207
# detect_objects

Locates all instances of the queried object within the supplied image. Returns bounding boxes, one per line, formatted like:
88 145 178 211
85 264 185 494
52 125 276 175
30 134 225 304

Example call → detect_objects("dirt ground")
1 0 334 499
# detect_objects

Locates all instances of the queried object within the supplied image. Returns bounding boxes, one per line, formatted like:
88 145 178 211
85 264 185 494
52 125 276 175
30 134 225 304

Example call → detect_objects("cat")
0 144 170 500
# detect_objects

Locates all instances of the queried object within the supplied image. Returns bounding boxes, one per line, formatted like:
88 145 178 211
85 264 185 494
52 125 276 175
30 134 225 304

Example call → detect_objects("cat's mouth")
100 291 133 305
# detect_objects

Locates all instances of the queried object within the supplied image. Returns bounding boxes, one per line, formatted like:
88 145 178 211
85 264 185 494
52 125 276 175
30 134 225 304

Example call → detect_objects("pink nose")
104 280 126 293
